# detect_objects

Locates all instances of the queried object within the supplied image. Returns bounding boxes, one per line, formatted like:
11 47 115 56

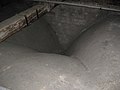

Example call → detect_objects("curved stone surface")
66 14 120 90
6 17 62 54
1 14 120 90
0 42 87 90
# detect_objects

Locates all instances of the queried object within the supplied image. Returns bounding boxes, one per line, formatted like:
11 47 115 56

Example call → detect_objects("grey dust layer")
0 14 120 90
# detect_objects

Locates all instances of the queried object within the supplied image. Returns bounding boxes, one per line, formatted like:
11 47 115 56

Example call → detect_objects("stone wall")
44 3 108 50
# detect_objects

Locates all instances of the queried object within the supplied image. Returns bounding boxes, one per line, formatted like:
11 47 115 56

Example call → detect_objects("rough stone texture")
0 42 86 90
0 1 114 51
66 14 120 90
1 22 120 90
44 4 108 49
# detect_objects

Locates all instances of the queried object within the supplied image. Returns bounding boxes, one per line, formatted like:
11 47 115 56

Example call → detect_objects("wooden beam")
0 4 49 43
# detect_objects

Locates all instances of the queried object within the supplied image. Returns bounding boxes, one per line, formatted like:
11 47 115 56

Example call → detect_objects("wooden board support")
0 4 49 43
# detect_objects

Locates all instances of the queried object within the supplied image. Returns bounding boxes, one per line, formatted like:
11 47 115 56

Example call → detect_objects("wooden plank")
0 4 49 42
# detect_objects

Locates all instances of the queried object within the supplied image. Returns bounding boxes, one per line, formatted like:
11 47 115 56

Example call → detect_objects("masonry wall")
44 4 108 50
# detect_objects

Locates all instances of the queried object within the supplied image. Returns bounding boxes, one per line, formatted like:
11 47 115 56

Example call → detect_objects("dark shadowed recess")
0 0 36 22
